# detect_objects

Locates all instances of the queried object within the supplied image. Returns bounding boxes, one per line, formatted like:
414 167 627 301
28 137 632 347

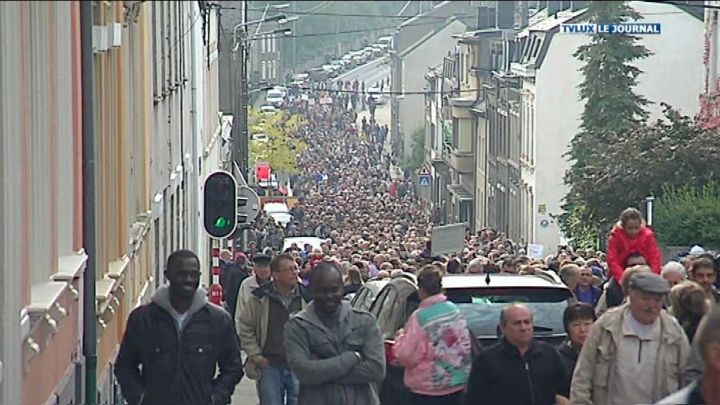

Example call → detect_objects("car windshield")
444 287 571 338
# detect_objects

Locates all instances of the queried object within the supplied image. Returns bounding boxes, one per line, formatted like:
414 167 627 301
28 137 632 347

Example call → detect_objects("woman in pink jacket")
393 266 473 405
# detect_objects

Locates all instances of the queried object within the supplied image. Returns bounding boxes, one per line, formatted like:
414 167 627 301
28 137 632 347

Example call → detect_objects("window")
260 35 265 53
160 2 167 93
261 61 267 80
152 2 158 98
532 38 542 58
170 193 175 251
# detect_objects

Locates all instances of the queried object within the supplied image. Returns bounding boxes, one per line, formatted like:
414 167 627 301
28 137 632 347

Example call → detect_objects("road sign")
417 165 430 176
417 175 431 186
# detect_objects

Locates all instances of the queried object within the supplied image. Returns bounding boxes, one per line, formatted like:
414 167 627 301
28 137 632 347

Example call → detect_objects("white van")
377 36 393 49
263 202 293 226
266 88 284 106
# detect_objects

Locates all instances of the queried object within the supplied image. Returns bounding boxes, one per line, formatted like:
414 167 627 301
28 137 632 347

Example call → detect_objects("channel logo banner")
560 23 662 35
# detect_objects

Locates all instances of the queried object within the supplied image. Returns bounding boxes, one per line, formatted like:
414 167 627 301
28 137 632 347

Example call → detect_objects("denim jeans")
258 364 299 405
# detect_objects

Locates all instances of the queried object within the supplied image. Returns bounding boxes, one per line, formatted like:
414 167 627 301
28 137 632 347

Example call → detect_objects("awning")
447 184 473 201
470 99 486 115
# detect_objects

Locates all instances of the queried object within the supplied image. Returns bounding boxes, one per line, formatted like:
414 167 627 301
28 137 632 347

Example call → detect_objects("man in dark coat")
115 249 243 405
465 303 569 405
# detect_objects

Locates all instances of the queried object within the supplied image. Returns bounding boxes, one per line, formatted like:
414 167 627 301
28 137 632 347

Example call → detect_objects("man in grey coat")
284 262 386 405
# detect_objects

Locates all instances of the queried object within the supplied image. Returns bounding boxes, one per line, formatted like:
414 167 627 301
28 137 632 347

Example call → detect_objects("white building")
511 1 704 254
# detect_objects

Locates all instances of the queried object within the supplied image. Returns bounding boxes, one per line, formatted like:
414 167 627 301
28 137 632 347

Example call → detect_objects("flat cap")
629 272 670 294
252 254 272 266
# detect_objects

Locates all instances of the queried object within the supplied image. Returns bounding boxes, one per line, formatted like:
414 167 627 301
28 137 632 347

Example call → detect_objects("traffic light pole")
232 5 250 181
209 240 223 306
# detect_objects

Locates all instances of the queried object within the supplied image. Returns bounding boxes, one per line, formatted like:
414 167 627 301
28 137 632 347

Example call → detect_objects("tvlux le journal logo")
560 23 662 35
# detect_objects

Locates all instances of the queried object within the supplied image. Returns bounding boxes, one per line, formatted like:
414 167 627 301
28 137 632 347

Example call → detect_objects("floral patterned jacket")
393 294 472 396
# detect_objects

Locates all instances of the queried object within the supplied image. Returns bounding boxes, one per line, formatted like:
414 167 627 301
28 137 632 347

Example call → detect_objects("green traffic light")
214 216 230 228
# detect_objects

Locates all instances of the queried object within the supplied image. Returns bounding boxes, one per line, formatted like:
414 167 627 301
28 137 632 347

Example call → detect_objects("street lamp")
644 195 655 227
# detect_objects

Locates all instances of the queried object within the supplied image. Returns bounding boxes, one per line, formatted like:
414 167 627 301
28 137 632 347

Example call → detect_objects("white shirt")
610 308 661 405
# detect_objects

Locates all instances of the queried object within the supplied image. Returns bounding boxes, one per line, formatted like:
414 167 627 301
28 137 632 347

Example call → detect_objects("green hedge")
654 181 720 248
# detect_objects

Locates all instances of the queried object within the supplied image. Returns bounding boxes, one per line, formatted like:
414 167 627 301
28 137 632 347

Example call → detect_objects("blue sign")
418 175 431 186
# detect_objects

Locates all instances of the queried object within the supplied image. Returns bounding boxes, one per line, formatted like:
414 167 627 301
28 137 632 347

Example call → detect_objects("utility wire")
249 18 451 40
221 5 473 19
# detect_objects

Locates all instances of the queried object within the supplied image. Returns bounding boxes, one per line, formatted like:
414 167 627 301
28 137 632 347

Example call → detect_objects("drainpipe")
80 2 97 405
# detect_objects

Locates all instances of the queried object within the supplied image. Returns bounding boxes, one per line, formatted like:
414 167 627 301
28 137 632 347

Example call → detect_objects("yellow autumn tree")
248 107 307 175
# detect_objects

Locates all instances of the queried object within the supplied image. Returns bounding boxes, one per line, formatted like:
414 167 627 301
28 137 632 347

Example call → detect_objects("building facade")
390 0 475 158
510 1 704 254
0 1 227 404
699 0 720 129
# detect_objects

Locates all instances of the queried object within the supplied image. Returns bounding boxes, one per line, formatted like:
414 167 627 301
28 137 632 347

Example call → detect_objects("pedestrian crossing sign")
418 175 431 186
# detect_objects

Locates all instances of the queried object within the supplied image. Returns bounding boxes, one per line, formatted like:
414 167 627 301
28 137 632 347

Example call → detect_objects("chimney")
515 0 529 29
477 6 493 30
496 1 515 29
547 0 562 16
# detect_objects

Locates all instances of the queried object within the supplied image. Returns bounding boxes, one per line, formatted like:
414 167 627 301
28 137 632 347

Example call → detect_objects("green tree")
561 1 651 244
401 126 425 173
248 107 306 174
655 181 720 249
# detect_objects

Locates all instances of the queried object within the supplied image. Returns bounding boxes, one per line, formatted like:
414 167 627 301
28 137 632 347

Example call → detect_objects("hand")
257 356 270 369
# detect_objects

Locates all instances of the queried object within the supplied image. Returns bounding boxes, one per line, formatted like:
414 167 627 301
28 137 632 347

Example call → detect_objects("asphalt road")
335 56 392 90
232 58 394 405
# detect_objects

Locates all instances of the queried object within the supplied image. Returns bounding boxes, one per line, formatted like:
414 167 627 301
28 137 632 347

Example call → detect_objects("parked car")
348 279 392 310
342 53 356 65
321 64 339 78
263 202 293 226
289 73 309 88
367 86 387 105
282 236 329 253
273 85 288 97
265 88 285 106
375 43 389 53
371 273 574 405
370 46 384 57
378 36 393 49
259 105 277 116
306 68 328 81
330 60 346 73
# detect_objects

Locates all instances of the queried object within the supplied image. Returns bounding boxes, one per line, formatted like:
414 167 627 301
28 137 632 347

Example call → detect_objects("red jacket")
606 225 662 282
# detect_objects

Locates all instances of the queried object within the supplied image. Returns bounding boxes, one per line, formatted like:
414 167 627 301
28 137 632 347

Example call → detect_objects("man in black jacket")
115 249 243 405
465 303 570 405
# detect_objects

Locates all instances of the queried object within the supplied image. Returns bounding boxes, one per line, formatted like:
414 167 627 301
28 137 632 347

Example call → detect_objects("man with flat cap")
235 253 273 331
570 272 690 405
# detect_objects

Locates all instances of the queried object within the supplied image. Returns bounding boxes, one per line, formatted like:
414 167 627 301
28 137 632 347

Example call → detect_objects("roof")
399 1 453 29
400 19 466 58
441 273 567 290
516 8 586 37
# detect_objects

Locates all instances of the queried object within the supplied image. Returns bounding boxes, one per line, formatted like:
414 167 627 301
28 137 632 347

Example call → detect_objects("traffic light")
203 171 237 238
237 196 249 224
236 185 260 229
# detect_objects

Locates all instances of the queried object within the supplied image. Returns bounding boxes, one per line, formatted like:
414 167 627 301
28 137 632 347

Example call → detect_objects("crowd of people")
114 88 720 405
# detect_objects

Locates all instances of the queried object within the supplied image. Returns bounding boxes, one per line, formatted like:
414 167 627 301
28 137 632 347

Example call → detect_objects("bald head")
500 303 533 327
499 303 534 350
